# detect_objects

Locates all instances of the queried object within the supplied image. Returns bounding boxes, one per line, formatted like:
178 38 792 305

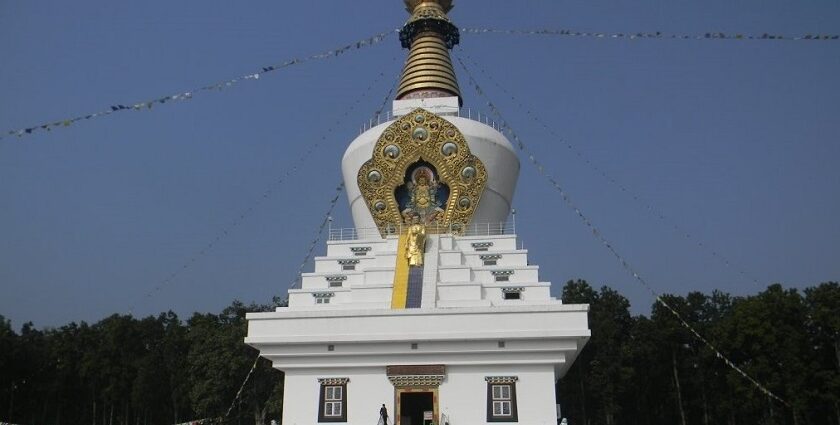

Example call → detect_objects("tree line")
0 301 283 425
557 281 839 425
1 282 837 425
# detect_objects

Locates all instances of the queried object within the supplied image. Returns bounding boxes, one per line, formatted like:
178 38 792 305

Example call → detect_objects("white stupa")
246 2 590 424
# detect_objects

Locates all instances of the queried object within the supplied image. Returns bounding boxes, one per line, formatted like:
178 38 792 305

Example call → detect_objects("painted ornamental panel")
357 107 487 236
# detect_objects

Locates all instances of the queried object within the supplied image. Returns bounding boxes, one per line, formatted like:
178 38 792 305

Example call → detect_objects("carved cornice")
387 365 446 376
485 376 519 384
388 375 445 388
318 377 349 385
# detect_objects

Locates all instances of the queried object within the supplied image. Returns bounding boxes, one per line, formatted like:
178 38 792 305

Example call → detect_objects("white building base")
246 305 589 425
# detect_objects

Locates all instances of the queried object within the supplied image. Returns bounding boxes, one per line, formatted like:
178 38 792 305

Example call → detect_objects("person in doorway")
379 403 389 425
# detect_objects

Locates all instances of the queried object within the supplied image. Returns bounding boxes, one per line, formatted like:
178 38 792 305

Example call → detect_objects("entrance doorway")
399 391 434 425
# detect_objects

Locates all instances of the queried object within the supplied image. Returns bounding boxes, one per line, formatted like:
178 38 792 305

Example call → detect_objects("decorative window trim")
482 254 501 266
486 377 518 422
325 275 346 288
493 270 514 282
485 376 519 384
318 377 350 385
472 242 493 251
318 378 348 422
501 287 524 293
337 259 360 265
350 246 372 256
338 259 359 271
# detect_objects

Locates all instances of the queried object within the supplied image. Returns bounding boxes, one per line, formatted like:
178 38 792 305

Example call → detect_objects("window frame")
486 378 518 422
318 380 348 422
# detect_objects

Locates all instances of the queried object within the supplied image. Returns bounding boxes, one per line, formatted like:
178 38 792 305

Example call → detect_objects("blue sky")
1 0 838 328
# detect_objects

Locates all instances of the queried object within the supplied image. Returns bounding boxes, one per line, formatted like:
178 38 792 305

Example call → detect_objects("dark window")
487 382 518 422
503 291 520 300
495 275 509 282
483 259 497 266
318 382 347 422
329 281 343 288
342 264 355 271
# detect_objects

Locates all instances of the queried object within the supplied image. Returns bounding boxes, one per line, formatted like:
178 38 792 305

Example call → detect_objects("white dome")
342 106 519 231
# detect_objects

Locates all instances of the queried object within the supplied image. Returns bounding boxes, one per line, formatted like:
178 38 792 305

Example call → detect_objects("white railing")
328 220 516 241
359 107 502 134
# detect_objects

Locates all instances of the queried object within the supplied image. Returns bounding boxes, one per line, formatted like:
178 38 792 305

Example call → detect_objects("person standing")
380 404 389 425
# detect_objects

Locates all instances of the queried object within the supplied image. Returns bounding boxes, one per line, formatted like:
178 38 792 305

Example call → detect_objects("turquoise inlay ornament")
384 145 401 159
412 127 428 141
368 170 382 183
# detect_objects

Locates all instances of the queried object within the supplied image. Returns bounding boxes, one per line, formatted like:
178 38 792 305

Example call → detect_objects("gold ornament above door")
357 108 487 237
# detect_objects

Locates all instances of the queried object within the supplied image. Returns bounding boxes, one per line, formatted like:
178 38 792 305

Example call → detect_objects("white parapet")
246 305 589 372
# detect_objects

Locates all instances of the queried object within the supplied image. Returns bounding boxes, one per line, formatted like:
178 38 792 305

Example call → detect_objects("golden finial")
396 0 462 103
404 0 453 13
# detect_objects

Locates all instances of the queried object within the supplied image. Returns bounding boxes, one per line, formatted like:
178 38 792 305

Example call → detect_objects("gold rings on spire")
396 0 461 102
404 0 453 13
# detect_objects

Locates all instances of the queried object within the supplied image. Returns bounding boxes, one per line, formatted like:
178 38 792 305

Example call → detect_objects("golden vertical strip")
391 233 410 309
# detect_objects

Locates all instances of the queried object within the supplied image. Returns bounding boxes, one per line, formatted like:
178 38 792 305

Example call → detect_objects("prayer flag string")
461 27 839 42
169 353 262 424
224 355 261 421
456 51 766 290
172 419 221 425
129 61 396 313
1 29 395 142
287 182 345 292
284 73 399 296
455 54 791 408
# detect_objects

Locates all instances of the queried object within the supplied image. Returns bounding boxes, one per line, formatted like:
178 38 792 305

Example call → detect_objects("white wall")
280 364 561 425
282 367 393 425
440 364 559 425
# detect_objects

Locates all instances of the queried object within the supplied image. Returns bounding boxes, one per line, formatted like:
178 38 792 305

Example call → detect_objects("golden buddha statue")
406 218 426 267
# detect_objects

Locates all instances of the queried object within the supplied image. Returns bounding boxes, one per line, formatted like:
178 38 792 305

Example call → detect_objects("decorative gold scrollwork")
357 108 487 236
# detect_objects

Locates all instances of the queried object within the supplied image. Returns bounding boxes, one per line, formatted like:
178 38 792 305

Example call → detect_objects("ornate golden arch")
357 108 487 236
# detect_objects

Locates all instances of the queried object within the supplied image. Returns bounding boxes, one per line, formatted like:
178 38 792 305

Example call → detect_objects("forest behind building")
1 280 837 425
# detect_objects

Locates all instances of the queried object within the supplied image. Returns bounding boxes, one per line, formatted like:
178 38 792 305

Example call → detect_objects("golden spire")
396 0 462 104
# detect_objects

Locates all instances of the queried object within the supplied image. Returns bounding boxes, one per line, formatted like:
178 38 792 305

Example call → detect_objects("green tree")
557 280 634 425
804 282 840 424
187 301 282 424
